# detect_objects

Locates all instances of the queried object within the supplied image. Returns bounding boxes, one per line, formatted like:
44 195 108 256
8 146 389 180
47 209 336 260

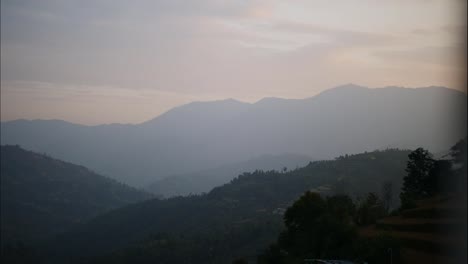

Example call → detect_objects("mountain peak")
255 97 285 104
142 97 250 125
311 83 369 99
328 83 369 91
189 98 243 105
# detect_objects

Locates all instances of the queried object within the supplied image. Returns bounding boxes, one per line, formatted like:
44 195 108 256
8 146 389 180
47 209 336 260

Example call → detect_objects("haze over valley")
2 84 466 192
1 1 466 263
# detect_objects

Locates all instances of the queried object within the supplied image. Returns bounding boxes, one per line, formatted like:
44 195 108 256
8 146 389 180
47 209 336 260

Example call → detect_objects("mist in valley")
1 1 467 263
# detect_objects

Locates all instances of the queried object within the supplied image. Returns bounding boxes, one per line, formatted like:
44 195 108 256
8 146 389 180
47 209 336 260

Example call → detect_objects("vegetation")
3 141 464 263
257 192 396 264
0 145 151 247
257 139 466 264
400 140 466 210
354 192 387 226
35 149 409 263
399 148 436 209
450 138 467 192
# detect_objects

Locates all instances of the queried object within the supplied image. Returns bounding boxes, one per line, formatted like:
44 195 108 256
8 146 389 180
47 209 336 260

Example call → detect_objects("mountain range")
1 84 466 187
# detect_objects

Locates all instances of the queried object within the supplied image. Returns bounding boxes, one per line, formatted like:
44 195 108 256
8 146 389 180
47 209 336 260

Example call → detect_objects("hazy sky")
1 0 466 125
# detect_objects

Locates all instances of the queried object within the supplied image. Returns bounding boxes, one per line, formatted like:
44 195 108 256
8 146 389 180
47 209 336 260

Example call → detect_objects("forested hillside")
85 142 467 264
0 145 152 245
43 149 410 263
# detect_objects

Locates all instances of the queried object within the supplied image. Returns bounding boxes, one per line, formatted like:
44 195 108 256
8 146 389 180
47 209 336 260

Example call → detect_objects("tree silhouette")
355 192 386 225
449 138 467 193
450 138 467 165
400 148 435 209
381 181 393 213
276 192 356 260
259 191 396 263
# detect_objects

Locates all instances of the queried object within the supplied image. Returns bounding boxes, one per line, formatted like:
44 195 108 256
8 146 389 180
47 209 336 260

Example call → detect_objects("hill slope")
1 85 465 186
44 149 410 262
147 153 312 197
0 145 152 244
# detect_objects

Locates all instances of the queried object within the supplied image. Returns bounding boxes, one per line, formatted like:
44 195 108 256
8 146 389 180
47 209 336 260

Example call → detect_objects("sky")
1 0 467 125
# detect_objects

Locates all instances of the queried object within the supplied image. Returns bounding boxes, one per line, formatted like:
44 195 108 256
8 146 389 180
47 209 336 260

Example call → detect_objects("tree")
355 192 386 225
427 159 453 194
260 191 402 263
450 138 467 165
449 138 467 193
326 194 356 223
283 192 327 232
400 148 435 209
277 192 357 260
381 181 393 213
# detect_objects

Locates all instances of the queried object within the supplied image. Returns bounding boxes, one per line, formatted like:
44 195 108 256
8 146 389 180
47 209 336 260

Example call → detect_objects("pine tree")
400 148 435 209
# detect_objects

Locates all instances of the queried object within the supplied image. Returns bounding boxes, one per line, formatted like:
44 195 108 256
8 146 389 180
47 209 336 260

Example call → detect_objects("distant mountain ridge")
1 84 466 186
0 145 151 244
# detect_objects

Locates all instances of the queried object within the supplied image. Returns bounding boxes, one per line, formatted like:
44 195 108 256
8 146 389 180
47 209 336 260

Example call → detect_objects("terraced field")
359 195 467 263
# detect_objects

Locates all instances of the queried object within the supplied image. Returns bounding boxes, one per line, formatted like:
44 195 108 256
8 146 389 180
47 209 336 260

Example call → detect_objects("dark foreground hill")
43 149 410 263
0 145 152 245
1 85 465 187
